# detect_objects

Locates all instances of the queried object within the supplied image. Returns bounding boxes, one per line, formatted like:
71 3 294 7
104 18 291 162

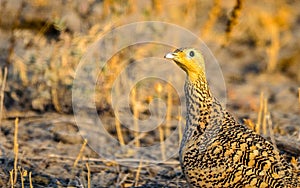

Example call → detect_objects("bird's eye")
189 51 195 57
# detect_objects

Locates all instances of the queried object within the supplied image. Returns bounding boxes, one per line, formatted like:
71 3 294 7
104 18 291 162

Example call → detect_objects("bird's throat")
184 77 213 129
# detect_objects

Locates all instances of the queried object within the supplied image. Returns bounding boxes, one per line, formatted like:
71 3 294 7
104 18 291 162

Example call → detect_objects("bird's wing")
219 123 296 187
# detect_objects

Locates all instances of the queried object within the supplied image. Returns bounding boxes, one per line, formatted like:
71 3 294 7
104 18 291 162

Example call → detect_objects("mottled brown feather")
165 48 298 188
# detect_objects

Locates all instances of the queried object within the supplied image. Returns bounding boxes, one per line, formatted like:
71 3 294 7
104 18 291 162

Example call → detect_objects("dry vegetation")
0 0 299 187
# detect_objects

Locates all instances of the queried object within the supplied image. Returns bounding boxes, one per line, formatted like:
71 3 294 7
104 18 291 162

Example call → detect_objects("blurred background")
0 0 299 187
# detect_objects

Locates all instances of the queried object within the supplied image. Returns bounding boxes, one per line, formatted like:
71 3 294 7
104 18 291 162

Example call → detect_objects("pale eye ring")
189 51 195 57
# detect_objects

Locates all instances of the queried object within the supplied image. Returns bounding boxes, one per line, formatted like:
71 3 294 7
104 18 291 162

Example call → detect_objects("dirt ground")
0 0 300 187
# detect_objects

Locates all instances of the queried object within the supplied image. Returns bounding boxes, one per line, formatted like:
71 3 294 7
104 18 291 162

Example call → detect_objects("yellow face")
164 48 206 82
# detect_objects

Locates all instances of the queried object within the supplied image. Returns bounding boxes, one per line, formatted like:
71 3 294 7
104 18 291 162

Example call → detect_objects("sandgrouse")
164 48 298 188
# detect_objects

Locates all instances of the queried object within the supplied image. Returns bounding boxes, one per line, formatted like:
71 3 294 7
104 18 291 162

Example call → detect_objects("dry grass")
224 0 244 45
9 170 13 188
243 118 255 131
131 87 140 147
3 0 296 113
155 83 166 161
29 172 33 188
85 162 91 188
266 23 280 72
165 82 173 137
0 67 7 125
1 0 300 187
8 118 33 187
262 98 268 136
115 118 125 146
134 159 143 187
18 166 25 188
255 92 274 139
13 118 19 185
152 0 162 15
298 88 300 110
201 0 221 38
266 111 277 150
256 92 264 134
177 110 183 145
73 139 88 168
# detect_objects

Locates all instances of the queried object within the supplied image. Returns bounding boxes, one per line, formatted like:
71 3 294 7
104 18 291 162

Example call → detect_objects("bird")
164 48 298 188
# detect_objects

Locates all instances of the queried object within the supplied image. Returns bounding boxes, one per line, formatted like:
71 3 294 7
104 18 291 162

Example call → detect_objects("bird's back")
180 82 298 188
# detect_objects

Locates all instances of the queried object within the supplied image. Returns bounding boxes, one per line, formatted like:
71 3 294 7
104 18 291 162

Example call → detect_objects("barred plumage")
164 48 298 188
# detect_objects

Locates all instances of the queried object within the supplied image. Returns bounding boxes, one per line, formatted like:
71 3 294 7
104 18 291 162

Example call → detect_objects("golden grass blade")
9 170 14 188
14 56 28 86
201 0 221 38
115 118 125 146
134 159 143 187
165 83 173 137
243 119 255 131
127 0 137 14
86 162 91 188
73 139 87 167
29 171 33 188
178 107 183 145
18 166 24 188
256 92 264 134
298 87 300 104
152 0 162 15
155 83 166 161
117 174 129 187
224 0 244 45
0 66 7 125
101 0 112 18
266 25 280 72
131 87 140 147
159 125 166 161
262 98 268 136
13 118 19 184
50 83 63 113
266 112 277 150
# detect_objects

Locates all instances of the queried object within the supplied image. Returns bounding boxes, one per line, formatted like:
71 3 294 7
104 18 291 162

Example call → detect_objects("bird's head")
164 48 206 82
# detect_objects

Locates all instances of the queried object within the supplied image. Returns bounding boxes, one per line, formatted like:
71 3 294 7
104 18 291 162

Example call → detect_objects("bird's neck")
184 74 222 135
180 74 227 157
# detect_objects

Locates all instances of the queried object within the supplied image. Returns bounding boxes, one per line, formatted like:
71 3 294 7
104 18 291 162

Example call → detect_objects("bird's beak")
164 52 177 59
